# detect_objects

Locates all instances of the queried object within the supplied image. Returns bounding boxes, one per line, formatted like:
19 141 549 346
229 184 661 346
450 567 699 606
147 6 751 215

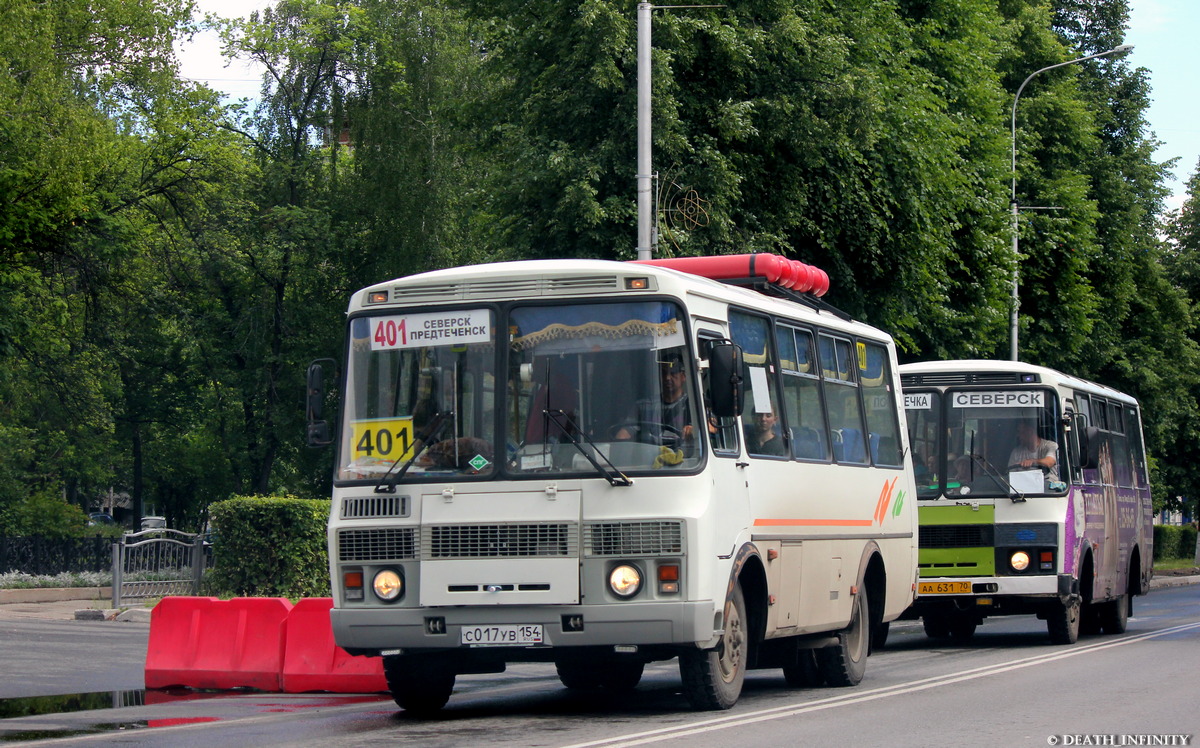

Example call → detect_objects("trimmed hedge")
1153 524 1199 561
208 495 331 598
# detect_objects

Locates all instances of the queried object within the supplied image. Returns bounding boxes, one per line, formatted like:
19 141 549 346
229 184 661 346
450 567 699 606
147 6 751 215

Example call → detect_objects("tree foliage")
1 0 1195 526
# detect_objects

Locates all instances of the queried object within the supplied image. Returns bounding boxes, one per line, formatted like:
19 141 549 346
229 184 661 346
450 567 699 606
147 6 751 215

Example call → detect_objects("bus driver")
1008 420 1059 481
614 351 695 447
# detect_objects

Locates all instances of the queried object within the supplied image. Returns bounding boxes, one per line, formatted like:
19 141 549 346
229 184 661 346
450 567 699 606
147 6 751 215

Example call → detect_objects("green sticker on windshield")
468 454 490 471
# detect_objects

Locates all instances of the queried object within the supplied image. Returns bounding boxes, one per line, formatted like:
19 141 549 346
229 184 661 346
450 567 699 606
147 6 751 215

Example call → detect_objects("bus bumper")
913 574 1077 616
330 600 718 654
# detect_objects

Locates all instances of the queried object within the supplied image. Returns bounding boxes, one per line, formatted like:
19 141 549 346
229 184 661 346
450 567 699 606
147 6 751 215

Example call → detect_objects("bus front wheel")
679 583 746 710
1047 597 1081 645
383 654 455 716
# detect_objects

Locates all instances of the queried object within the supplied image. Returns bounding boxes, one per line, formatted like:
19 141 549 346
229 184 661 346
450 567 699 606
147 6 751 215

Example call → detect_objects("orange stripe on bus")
752 518 875 527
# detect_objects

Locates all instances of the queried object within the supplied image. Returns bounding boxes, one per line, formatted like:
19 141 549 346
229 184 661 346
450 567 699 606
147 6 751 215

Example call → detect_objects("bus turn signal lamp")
344 570 364 601
1040 551 1054 571
658 564 680 594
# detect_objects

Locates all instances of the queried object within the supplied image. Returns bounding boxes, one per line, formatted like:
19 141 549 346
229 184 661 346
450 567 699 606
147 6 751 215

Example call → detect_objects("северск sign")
951 391 1044 408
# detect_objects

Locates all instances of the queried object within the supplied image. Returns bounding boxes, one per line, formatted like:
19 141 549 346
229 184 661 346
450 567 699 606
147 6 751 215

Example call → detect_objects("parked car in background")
140 515 166 530
87 512 115 526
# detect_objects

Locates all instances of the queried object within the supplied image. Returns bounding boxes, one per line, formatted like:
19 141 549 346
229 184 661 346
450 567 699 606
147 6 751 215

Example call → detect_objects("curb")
0 587 111 604
1148 574 1200 590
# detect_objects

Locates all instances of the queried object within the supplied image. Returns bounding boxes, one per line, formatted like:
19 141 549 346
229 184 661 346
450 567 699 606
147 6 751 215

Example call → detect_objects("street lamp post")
1008 44 1133 361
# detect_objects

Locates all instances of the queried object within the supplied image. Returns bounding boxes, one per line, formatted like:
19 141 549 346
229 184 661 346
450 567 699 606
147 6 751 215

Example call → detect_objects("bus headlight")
1009 551 1031 573
609 565 642 598
372 569 404 601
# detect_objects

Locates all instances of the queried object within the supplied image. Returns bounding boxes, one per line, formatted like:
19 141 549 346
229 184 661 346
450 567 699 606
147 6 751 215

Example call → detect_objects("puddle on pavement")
0 689 220 719
0 690 221 742
0 689 386 742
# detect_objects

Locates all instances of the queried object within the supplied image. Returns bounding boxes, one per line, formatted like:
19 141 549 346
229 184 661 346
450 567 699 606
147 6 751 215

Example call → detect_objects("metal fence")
0 535 113 575
111 529 205 607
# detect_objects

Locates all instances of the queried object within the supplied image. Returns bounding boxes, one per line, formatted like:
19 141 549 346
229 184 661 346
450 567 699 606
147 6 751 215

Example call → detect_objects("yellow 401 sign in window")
349 418 415 464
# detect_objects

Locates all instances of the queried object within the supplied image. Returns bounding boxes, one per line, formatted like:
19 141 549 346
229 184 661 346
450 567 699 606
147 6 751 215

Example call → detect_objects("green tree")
1160 161 1200 516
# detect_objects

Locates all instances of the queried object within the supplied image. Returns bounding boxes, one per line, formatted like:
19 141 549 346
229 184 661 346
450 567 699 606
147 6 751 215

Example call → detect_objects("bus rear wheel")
782 647 823 688
1099 595 1130 635
382 655 455 716
679 583 746 710
817 586 869 687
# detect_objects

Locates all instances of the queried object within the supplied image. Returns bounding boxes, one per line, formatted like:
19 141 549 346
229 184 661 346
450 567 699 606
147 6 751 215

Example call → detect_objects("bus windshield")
506 300 702 476
337 300 703 483
339 309 498 482
910 387 1066 498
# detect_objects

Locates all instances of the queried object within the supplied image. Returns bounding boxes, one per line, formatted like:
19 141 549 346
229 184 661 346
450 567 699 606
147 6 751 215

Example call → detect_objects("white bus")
308 254 918 714
899 360 1154 643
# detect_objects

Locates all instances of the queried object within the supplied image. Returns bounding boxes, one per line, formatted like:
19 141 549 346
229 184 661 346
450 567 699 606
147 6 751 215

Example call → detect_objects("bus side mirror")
306 359 336 447
1080 426 1101 470
1069 412 1099 471
707 342 744 419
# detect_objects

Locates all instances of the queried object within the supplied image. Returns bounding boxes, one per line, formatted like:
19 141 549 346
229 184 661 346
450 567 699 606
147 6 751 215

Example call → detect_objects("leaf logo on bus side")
873 477 906 525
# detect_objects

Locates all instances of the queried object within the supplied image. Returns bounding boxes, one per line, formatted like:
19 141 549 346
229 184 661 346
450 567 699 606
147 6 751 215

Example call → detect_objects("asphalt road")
0 582 1196 746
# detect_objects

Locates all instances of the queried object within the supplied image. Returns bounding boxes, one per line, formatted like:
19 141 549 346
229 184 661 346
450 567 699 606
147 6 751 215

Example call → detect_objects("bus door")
698 328 751 554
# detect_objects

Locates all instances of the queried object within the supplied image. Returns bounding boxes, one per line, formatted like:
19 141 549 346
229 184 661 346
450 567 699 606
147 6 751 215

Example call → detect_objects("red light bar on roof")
631 253 830 298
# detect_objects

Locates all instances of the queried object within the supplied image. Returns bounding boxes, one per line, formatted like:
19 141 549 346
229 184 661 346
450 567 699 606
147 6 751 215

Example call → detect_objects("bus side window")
859 341 903 467
1128 407 1148 487
820 335 868 465
776 326 828 461
730 312 783 458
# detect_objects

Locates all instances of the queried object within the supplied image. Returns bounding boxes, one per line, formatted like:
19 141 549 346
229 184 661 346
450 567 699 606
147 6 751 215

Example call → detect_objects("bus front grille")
584 521 685 557
424 523 577 559
919 524 994 549
341 494 409 519
338 528 418 561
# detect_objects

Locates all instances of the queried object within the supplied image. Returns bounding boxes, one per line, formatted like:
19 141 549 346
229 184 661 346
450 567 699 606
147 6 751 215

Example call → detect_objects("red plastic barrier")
145 596 293 691
280 598 387 694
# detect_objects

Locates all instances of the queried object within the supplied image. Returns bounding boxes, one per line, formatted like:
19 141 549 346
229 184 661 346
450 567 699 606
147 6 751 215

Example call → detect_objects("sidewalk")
0 575 1195 622
0 588 152 623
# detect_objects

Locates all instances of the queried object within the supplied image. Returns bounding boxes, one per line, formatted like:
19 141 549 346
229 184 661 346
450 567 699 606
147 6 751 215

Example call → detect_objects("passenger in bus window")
1008 420 1059 481
948 455 973 489
746 411 786 456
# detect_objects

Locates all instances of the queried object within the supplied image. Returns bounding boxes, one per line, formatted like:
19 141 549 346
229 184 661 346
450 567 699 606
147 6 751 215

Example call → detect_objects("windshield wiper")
543 409 632 487
965 431 1025 503
374 410 453 493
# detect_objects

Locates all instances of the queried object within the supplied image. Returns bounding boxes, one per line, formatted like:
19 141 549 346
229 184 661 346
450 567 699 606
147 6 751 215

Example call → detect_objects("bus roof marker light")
629 253 832 298
367 290 389 304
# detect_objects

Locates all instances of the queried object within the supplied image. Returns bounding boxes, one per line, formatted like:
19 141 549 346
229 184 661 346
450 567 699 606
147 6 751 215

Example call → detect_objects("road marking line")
560 621 1200 748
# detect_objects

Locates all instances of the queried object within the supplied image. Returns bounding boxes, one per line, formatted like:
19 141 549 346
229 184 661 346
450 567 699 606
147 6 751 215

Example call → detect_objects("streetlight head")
1112 44 1134 55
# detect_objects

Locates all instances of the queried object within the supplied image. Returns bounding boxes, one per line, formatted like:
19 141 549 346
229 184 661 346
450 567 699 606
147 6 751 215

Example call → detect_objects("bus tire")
817 585 869 687
782 647 823 688
556 657 643 690
555 660 601 689
922 614 951 639
1099 595 1130 635
679 582 746 710
599 661 645 690
383 655 455 716
1047 597 1081 645
872 621 891 651
1080 603 1102 636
